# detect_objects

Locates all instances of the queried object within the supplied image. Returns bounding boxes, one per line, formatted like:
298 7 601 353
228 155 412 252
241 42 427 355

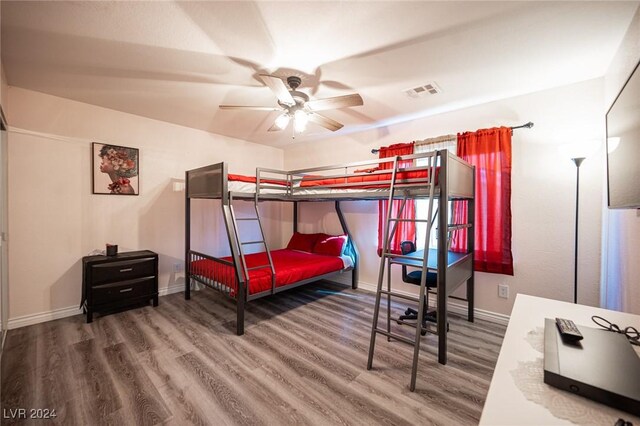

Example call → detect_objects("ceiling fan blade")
306 94 363 112
267 122 284 132
259 74 295 106
219 105 281 111
308 113 344 132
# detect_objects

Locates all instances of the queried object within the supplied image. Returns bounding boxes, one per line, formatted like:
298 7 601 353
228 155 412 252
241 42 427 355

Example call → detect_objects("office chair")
397 240 439 335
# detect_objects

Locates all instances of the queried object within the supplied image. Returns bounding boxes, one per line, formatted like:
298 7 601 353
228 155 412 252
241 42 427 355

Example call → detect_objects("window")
414 138 456 250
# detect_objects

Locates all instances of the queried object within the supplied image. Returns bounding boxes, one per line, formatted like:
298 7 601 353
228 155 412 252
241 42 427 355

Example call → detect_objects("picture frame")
92 142 139 195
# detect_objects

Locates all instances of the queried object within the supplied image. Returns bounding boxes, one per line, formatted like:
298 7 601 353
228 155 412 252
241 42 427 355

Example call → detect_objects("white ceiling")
2 1 638 147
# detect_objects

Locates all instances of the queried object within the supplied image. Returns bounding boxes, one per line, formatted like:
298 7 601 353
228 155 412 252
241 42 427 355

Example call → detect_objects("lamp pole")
571 157 585 304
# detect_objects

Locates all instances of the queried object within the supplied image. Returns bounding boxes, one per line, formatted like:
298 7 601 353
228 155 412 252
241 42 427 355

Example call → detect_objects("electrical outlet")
498 284 509 299
173 263 184 273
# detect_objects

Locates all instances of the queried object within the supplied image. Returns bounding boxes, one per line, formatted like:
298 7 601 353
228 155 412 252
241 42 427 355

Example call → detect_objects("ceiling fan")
219 75 363 135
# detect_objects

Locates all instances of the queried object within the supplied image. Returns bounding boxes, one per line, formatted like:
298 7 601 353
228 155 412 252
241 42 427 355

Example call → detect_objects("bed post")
221 176 246 335
437 150 448 365
293 201 298 233
236 275 245 334
335 201 358 289
467 166 476 323
185 170 191 300
222 206 246 335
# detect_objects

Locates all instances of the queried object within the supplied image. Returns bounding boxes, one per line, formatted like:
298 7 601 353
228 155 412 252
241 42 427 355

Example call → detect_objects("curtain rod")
370 122 534 154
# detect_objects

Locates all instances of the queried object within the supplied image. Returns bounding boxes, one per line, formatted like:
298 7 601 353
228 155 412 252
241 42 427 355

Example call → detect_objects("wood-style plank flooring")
1 282 505 425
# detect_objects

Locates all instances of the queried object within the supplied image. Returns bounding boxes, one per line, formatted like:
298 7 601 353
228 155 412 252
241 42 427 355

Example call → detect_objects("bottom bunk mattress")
190 249 350 296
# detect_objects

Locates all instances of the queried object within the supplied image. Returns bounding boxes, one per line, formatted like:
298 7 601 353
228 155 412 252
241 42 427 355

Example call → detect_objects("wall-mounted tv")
606 58 640 209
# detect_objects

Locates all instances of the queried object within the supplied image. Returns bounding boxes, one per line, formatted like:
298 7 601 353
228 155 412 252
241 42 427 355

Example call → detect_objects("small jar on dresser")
81 250 159 323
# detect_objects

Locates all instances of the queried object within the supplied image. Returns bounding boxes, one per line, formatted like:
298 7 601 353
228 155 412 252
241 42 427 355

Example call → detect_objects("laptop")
544 318 640 416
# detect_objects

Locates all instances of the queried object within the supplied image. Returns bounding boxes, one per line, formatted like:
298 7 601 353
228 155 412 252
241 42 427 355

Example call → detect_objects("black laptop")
544 318 640 416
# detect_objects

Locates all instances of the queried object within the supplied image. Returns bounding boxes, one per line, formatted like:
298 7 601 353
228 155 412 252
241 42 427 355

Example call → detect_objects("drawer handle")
119 288 133 293
119 268 133 273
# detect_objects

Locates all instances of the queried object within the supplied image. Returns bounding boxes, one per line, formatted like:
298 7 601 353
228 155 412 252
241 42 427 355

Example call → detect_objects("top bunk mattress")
298 168 438 189
227 168 439 195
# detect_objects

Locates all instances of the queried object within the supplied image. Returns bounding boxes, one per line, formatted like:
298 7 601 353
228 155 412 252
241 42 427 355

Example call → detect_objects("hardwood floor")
1 282 506 425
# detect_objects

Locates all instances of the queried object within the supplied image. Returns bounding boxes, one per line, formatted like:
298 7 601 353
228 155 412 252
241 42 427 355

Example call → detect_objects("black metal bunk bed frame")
184 162 361 336
184 150 475 388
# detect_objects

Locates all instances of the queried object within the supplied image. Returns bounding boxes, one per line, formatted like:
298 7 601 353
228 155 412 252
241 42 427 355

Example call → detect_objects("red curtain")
452 127 513 275
377 142 415 256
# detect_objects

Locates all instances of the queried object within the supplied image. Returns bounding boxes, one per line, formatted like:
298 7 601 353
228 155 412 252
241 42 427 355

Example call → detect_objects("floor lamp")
571 157 585 304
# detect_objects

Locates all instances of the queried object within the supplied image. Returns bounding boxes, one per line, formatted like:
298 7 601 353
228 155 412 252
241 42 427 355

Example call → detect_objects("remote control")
555 317 584 341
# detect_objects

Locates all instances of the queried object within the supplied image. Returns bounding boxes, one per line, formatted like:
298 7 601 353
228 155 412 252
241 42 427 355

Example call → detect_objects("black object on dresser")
81 250 158 323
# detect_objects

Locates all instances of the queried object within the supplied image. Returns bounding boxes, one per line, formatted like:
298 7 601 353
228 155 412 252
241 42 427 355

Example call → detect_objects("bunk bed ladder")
252 200 276 293
228 196 277 294
366 152 439 392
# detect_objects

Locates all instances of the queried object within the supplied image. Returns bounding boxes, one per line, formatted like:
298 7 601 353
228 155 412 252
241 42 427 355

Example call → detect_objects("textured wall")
6 87 285 320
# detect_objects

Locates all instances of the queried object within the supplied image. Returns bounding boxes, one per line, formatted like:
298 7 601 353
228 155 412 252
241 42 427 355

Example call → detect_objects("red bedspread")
300 169 438 189
228 174 289 186
190 249 345 296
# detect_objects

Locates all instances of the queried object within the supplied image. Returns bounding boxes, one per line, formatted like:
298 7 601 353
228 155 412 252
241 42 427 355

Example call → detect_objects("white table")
480 294 640 425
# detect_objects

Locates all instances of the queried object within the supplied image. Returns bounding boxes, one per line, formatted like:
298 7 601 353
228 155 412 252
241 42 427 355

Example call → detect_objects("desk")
391 248 474 364
480 294 640 425
395 248 467 270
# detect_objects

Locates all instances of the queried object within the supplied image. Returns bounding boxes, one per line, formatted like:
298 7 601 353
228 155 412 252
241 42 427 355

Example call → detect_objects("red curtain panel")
377 142 416 256
452 127 514 275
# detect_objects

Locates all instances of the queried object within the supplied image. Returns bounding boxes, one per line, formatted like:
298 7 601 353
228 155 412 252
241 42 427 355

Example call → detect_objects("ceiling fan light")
274 113 291 130
294 110 309 132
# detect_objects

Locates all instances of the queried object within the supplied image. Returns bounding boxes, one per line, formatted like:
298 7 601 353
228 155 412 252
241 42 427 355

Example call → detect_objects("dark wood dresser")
81 250 158 323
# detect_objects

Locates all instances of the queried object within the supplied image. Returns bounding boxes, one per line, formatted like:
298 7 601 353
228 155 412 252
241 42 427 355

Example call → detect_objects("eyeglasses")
591 315 640 346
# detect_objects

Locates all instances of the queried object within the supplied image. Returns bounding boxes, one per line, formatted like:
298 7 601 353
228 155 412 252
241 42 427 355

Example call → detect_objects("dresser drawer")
91 257 156 285
92 277 155 304
82 250 158 323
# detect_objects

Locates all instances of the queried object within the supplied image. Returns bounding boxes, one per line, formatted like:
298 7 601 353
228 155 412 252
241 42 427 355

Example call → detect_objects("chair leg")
424 295 435 323
396 295 443 331
398 313 418 322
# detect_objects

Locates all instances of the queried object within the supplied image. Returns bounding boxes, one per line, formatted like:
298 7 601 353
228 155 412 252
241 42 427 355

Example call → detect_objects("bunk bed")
184 150 475 390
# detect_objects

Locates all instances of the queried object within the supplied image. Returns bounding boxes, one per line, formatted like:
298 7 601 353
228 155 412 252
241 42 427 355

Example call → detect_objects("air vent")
404 82 441 98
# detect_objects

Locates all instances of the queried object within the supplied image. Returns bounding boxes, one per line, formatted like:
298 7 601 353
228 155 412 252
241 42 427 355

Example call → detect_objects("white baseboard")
160 283 185 297
7 283 187 330
8 305 83 329
357 280 510 326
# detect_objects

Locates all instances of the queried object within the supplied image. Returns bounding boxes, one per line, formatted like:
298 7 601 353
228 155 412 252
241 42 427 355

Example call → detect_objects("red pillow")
286 232 320 253
313 234 348 257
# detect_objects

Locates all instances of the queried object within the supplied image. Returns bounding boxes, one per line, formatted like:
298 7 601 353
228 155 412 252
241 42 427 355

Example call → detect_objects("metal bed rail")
246 267 355 301
188 250 239 299
250 151 447 199
255 167 292 198
186 150 473 203
288 152 439 195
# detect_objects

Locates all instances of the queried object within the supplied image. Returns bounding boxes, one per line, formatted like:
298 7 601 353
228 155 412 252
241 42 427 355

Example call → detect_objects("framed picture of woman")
92 143 139 195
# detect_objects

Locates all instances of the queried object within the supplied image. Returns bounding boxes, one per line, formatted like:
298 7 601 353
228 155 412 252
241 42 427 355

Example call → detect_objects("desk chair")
397 241 439 335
